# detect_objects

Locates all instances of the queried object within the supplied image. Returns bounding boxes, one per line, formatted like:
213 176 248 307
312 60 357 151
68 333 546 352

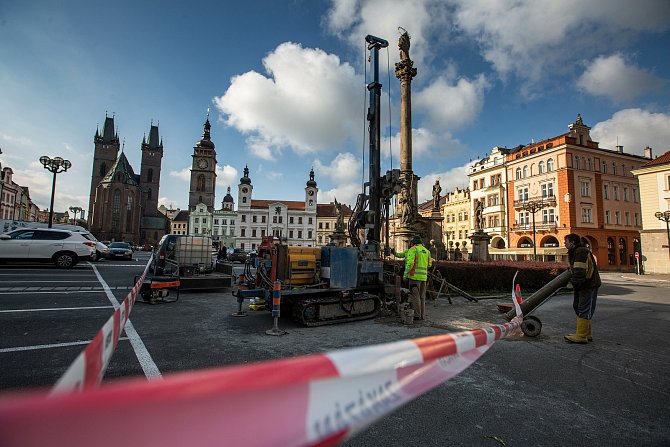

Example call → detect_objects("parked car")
107 242 133 260
228 248 249 263
0 227 96 268
91 241 110 261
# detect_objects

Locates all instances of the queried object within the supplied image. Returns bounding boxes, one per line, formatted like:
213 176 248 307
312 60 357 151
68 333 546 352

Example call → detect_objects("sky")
1 0 669 216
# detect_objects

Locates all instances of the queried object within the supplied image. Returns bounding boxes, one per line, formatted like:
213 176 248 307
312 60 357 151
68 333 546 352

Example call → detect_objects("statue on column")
334 197 345 232
432 180 442 210
399 30 410 62
399 187 414 226
474 199 484 231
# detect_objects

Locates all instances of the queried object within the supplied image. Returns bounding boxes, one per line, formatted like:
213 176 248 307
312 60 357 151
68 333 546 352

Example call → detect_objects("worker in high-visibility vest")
393 235 433 320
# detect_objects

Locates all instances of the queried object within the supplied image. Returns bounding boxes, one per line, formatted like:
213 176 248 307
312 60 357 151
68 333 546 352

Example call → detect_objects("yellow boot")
586 319 593 342
564 318 589 344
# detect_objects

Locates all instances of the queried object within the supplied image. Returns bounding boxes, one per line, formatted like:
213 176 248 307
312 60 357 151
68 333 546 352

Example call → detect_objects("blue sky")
1 0 669 215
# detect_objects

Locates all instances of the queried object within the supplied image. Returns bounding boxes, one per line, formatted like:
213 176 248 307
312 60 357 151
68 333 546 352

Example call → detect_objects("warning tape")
50 256 153 393
0 318 521 447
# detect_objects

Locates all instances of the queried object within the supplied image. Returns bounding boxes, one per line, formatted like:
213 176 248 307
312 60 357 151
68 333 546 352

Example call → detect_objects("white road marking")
0 337 130 354
0 306 112 313
90 264 162 380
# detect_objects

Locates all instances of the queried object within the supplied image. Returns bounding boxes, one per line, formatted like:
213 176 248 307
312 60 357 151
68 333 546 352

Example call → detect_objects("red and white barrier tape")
0 318 521 447
50 256 153 393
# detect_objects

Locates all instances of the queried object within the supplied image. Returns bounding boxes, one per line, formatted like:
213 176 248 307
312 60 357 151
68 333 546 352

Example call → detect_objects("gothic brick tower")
140 122 163 217
89 114 120 223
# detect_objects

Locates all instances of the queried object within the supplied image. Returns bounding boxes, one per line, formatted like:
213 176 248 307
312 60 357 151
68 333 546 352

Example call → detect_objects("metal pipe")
504 269 572 320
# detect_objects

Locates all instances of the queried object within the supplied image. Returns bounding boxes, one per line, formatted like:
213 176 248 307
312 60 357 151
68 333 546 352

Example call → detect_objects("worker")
393 235 432 320
564 233 601 343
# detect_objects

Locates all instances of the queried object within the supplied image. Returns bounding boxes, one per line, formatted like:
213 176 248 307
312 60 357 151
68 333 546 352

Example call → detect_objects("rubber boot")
564 318 589 344
586 319 593 342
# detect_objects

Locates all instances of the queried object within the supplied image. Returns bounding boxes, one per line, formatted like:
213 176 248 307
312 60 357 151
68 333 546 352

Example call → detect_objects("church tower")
89 113 120 223
305 168 318 212
189 114 217 211
140 122 163 217
238 165 252 210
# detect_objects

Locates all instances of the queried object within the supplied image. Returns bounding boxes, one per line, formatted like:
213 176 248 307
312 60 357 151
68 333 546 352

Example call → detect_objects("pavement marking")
0 337 130 354
90 263 162 380
0 306 113 313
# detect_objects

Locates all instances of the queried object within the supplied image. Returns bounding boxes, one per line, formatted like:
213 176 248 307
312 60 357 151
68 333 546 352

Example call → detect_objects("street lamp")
655 210 670 259
40 156 71 228
69 206 82 225
521 199 549 261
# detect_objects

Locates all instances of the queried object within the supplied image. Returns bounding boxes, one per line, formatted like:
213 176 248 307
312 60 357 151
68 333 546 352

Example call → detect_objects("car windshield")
109 242 131 249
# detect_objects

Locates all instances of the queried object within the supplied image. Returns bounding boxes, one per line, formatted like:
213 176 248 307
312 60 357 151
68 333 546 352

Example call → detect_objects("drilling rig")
234 35 402 326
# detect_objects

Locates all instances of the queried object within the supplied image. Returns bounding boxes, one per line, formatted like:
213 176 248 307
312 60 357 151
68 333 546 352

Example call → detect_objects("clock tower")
189 114 217 211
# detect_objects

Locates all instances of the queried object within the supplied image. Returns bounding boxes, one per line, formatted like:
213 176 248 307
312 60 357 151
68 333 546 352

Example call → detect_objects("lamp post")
40 156 71 228
655 210 670 259
69 206 82 225
521 199 549 261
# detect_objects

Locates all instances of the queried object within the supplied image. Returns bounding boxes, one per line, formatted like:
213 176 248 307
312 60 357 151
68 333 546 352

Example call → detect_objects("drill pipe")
504 269 572 321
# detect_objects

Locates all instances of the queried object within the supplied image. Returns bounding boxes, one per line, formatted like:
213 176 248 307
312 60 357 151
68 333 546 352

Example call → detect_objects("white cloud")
450 0 670 93
577 54 665 103
417 162 474 204
0 133 33 147
169 166 191 182
313 152 363 204
414 74 489 131
590 109 670 156
214 42 362 159
382 127 467 164
216 164 238 187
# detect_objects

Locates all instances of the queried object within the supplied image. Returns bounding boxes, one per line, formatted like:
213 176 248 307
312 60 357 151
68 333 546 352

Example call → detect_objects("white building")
236 166 318 251
212 186 236 249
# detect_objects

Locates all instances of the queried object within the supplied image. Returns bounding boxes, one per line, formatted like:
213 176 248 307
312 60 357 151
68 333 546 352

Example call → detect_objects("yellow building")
631 149 670 274
441 187 471 254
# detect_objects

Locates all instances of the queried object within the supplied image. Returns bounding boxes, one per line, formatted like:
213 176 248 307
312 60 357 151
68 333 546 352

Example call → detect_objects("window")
615 211 621 225
538 161 545 174
197 174 205 191
222 219 227 225
464 211 468 220
318 236 322 243
261 229 266 237
515 168 522 180
612 162 617 175
602 161 607 173
623 187 629 202
273 216 277 223
581 208 593 223
241 228 246 237
214 219 219 225
147 188 152 200
325 222 330 229
547 158 554 172
473 180 479 189
575 156 581 169
635 213 640 226
587 159 592 170
290 217 294 224
523 166 528 178
519 211 529 225
202 218 207 224
580 180 591 197
605 210 611 224
278 216 283 223
319 222 323 229
241 215 246 222
518 187 528 201
125 194 133 232
261 216 266 223
491 174 501 186
147 168 153 183
308 230 312 239
487 194 499 206
446 214 450 223
253 215 257 223
613 185 619 201
480 178 486 188
242 197 247 203
252 229 257 237
541 183 554 198
298 231 303 239
458 212 463 221
633 188 639 203
289 230 294 238
625 212 630 226
542 208 555 224
195 217 199 223
603 184 610 200
308 217 313 224
299 217 303 224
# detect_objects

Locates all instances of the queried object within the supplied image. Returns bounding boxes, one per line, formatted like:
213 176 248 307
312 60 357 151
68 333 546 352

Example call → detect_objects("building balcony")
512 222 557 232
513 195 556 209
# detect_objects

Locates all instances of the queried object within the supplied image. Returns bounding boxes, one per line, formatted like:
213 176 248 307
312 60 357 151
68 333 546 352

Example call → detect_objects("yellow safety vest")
396 244 432 281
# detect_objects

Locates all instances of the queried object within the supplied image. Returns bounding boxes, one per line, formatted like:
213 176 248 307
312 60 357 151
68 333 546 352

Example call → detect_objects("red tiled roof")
317 203 353 217
251 199 306 210
642 150 670 167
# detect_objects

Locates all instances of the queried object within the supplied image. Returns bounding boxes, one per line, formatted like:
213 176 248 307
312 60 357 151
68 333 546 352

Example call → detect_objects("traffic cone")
514 284 523 304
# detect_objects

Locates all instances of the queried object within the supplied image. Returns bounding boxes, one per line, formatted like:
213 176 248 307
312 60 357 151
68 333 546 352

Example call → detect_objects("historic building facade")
88 114 168 245
1 164 38 222
504 115 649 268
632 149 670 274
469 146 509 251
440 187 471 255
316 201 353 246
235 166 318 251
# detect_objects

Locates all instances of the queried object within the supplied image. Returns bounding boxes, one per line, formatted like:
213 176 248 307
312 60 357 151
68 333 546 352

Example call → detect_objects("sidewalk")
606 271 670 283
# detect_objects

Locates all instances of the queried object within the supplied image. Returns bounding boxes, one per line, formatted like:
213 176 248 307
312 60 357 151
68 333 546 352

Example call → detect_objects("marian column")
395 31 420 240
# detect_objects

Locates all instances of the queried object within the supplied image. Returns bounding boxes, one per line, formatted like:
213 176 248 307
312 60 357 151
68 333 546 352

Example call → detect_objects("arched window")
523 166 528 178
147 168 153 183
575 156 581 169
538 161 545 174
111 190 121 230
99 162 107 177
515 168 522 180
547 158 554 172
125 194 134 232
619 237 627 265
147 188 152 200
197 174 206 192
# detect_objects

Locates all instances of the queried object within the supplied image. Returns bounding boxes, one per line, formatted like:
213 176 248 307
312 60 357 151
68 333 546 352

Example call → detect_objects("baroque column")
395 31 420 234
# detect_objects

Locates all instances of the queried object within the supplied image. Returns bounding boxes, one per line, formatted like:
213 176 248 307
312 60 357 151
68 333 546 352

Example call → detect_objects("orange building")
505 115 650 270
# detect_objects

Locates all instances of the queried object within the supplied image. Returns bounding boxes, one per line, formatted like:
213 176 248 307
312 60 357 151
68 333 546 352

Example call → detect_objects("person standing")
393 235 433 320
564 233 601 343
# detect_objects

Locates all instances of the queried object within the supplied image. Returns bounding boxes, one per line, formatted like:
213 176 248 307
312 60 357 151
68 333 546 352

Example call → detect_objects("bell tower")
189 113 217 211
238 165 253 210
305 168 318 212
140 121 163 217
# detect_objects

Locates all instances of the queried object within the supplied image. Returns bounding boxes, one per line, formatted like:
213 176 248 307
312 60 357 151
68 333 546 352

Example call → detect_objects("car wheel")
54 252 77 268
